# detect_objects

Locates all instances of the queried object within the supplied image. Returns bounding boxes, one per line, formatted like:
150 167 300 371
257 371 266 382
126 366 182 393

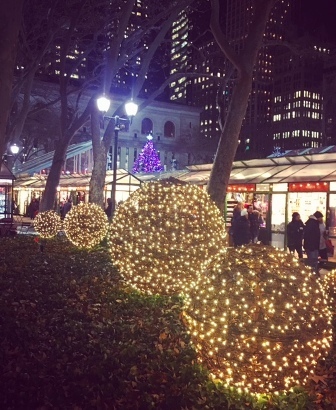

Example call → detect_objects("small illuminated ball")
63 202 108 249
33 211 62 238
185 245 333 394
109 181 226 295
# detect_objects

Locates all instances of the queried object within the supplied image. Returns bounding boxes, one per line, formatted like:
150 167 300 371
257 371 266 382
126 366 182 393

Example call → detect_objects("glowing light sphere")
185 245 332 394
33 210 62 238
109 181 227 295
63 202 108 249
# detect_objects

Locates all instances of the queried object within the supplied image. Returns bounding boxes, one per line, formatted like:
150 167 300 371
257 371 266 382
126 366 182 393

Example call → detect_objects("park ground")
0 236 336 409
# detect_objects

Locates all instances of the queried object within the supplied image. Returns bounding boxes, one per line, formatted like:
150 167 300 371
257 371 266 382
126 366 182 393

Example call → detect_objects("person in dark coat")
286 212 304 258
28 198 39 219
303 211 322 275
63 198 73 218
247 205 263 243
105 198 113 220
233 209 251 247
229 203 243 237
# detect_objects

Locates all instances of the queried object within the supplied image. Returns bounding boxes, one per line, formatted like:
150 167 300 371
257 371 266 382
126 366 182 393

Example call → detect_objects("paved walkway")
6 216 336 275
13 215 37 235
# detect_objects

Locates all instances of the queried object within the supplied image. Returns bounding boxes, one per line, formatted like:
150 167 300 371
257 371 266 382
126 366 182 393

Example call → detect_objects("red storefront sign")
288 182 329 192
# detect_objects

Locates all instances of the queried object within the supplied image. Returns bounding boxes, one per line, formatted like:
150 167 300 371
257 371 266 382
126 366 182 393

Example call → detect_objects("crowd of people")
230 203 264 247
60 198 73 219
24 196 118 223
230 202 332 277
287 210 332 277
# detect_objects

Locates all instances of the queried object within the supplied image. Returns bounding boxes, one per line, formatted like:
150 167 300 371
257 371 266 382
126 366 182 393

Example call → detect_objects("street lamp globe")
97 95 111 113
125 100 138 117
10 143 20 155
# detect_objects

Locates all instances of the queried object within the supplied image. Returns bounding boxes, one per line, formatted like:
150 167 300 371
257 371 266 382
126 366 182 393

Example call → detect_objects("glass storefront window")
225 191 269 229
0 185 13 218
328 194 336 236
225 191 254 226
271 193 286 232
253 193 268 228
288 192 326 226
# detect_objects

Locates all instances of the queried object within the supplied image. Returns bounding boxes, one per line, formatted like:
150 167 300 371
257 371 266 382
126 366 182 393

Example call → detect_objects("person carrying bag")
325 238 334 258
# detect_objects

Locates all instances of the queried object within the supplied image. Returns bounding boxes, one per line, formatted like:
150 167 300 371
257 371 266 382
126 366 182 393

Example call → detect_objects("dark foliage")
0 237 335 409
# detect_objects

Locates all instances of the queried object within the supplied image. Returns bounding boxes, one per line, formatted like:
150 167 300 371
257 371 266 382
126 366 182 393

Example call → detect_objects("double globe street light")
96 95 138 215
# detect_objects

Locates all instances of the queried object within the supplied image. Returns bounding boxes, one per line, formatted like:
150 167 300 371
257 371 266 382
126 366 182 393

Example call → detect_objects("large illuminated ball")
320 270 336 313
33 211 62 238
109 181 226 295
63 202 108 249
185 245 332 394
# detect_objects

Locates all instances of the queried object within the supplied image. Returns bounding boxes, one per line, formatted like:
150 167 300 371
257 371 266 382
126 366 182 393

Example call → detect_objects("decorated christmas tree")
132 135 163 173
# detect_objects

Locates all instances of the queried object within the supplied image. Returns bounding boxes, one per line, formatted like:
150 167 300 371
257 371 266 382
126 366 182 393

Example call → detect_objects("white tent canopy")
176 152 336 185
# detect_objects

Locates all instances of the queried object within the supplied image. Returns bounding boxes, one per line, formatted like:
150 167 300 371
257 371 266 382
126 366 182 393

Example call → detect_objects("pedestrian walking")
303 211 322 276
317 213 328 261
232 209 251 247
63 198 73 218
105 198 113 220
286 212 304 258
28 198 39 219
229 203 243 235
247 205 263 243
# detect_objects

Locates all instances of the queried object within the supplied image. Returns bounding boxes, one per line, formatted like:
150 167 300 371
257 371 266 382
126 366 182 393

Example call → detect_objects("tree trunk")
207 72 252 211
88 108 114 206
207 0 277 211
40 141 68 211
0 0 24 161
89 148 109 207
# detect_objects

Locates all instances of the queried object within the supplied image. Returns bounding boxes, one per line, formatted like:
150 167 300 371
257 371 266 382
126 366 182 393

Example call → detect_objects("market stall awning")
0 162 16 182
14 169 141 190
177 151 336 185
13 141 92 176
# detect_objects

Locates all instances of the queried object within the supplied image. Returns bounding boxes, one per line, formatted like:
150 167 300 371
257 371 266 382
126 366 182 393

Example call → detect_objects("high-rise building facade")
323 51 336 145
271 46 327 151
170 0 334 158
170 0 289 155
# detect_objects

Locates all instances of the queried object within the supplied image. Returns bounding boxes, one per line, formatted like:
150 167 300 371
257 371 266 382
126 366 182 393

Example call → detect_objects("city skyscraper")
170 0 335 158
271 44 327 152
170 11 192 104
323 51 336 146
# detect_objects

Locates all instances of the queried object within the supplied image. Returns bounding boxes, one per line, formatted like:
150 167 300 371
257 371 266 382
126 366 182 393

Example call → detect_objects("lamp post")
7 143 21 170
96 95 138 214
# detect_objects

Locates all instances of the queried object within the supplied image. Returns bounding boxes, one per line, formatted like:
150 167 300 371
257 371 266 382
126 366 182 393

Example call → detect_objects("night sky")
301 0 336 42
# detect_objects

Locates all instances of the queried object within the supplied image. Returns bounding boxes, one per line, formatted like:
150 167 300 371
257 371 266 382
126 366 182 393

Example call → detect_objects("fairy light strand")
184 245 332 394
63 202 109 249
33 210 62 238
108 181 227 296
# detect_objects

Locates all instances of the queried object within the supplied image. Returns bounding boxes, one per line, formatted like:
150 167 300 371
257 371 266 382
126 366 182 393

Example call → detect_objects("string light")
63 203 108 249
184 245 332 394
108 181 227 295
320 270 336 313
33 211 62 238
